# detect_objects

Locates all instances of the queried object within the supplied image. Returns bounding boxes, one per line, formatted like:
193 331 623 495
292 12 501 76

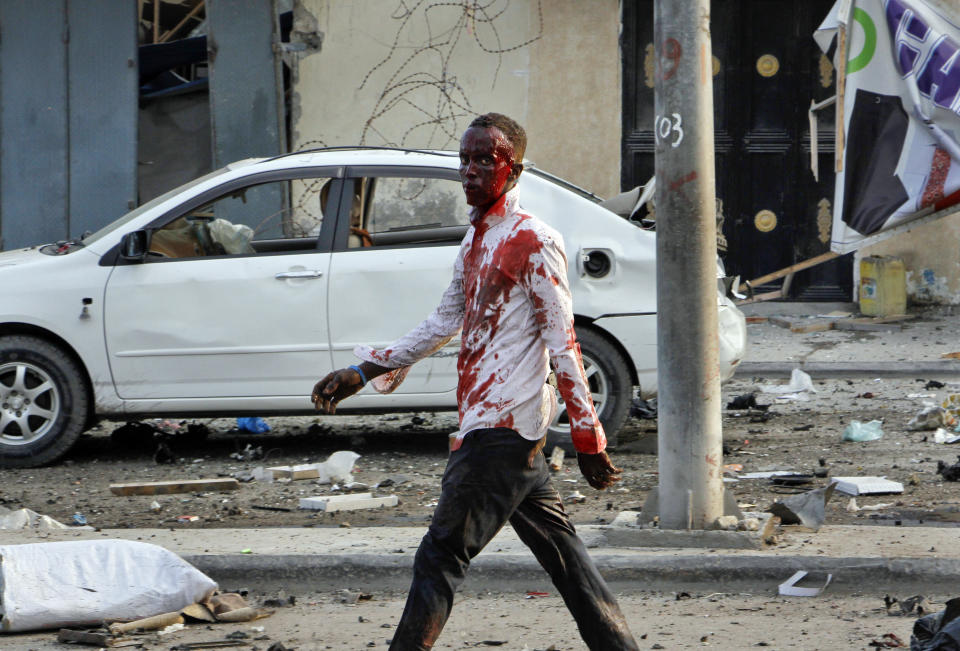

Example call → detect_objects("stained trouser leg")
509 476 640 651
389 429 541 651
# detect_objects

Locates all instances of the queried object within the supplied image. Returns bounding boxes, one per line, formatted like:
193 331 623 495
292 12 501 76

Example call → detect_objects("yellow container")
859 255 906 316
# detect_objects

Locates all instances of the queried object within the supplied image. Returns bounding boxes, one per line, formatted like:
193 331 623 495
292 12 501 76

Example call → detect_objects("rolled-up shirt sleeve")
354 247 466 393
524 232 607 454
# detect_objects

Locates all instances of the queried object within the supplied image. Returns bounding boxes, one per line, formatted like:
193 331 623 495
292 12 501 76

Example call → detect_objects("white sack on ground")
0 539 217 632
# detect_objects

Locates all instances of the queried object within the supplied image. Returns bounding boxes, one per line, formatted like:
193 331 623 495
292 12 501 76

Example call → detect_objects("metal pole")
653 0 724 529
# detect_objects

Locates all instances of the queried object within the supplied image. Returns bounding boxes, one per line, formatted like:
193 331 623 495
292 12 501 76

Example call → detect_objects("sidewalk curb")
736 361 960 378
184 552 960 595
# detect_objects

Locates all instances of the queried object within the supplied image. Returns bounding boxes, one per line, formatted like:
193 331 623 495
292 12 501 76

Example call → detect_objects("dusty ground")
4 375 960 530
0 589 935 650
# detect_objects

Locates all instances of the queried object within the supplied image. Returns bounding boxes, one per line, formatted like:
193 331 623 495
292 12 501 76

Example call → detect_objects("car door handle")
275 270 324 279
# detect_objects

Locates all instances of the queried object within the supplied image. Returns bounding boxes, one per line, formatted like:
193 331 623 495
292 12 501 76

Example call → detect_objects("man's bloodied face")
459 126 520 210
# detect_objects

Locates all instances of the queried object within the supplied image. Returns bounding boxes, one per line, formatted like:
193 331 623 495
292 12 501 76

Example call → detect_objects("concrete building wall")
857 212 960 305
290 0 621 198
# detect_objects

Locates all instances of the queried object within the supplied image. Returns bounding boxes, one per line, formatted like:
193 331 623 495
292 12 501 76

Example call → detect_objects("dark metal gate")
0 1 138 250
622 0 852 299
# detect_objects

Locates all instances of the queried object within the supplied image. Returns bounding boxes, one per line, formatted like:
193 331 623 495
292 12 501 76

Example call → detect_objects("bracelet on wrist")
348 364 368 385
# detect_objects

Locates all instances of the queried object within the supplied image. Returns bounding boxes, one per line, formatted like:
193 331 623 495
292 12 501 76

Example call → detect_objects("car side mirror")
119 230 150 262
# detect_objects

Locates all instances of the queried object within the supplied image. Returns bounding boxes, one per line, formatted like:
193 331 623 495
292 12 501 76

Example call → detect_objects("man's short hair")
468 112 526 161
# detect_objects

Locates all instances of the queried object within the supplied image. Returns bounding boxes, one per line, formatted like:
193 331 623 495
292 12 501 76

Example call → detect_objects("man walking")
313 113 639 650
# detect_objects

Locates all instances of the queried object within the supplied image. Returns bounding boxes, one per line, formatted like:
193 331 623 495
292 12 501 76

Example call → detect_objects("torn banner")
816 0 960 253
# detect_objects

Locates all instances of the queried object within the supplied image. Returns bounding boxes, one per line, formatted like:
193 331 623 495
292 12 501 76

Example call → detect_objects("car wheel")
546 327 632 454
0 336 89 468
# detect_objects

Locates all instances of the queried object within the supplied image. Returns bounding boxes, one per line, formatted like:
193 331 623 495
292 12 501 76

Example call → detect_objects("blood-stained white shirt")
354 186 606 454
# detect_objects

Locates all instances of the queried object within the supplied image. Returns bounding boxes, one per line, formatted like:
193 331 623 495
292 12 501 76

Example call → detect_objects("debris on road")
0 506 72 531
832 315 910 332
885 594 933 617
933 428 960 444
759 368 817 400
109 611 185 635
868 632 906 647
767 483 836 530
907 406 954 431
630 397 657 419
739 471 799 480
251 505 293 513
713 515 738 530
778 570 832 597
726 393 761 410
937 456 960 481
769 473 814 487
267 450 360 484
110 478 240 496
56 628 134 647
842 420 885 442
236 417 271 433
52 593 263 647
831 477 904 495
549 446 565 471
229 444 264 461
846 499 894 513
769 316 835 333
910 596 960 651
298 492 398 513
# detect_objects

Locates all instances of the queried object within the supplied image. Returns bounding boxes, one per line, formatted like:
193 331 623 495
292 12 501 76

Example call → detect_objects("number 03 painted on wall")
655 113 684 148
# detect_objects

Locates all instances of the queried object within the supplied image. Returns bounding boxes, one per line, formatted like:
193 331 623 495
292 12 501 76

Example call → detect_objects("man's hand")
577 451 622 490
312 368 364 414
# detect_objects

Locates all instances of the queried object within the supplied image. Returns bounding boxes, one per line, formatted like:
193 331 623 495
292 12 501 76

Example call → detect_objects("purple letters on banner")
886 0 960 114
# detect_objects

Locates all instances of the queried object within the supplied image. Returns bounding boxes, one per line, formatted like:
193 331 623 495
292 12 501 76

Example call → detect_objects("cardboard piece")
778 570 832 597
830 476 904 495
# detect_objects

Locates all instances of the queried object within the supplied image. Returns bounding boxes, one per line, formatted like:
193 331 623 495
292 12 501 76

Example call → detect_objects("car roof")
261 146 459 169
252 147 602 202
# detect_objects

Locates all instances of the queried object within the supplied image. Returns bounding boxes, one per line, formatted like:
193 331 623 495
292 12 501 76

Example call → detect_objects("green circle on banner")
848 7 877 74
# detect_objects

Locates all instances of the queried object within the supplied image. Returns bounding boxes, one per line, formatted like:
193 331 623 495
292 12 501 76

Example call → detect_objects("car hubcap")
0 361 60 446
549 352 609 435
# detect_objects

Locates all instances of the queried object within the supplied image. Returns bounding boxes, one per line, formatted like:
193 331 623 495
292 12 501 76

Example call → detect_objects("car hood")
0 246 45 268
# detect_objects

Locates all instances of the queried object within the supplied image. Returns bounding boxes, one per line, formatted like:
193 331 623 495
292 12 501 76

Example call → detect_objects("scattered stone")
713 515 738 530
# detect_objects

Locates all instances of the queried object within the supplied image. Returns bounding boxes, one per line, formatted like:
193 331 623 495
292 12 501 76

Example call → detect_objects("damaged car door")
103 175 341 403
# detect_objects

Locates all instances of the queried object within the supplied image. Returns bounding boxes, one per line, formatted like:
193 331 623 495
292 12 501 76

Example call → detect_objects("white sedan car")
0 148 746 467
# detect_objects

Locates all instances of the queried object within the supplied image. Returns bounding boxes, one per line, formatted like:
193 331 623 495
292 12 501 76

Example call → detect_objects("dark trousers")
389 428 639 650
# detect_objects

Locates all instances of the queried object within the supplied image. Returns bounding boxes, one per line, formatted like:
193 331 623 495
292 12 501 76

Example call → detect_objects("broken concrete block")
298 493 398 513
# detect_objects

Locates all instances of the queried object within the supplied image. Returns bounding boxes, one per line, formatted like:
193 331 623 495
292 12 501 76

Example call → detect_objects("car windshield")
81 167 231 246
527 167 603 204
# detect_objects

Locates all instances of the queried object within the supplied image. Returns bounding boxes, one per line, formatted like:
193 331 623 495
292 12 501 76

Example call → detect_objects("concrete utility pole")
653 0 724 529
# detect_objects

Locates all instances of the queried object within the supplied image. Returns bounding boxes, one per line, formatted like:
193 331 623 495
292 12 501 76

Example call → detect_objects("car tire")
546 327 632 455
0 336 89 468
